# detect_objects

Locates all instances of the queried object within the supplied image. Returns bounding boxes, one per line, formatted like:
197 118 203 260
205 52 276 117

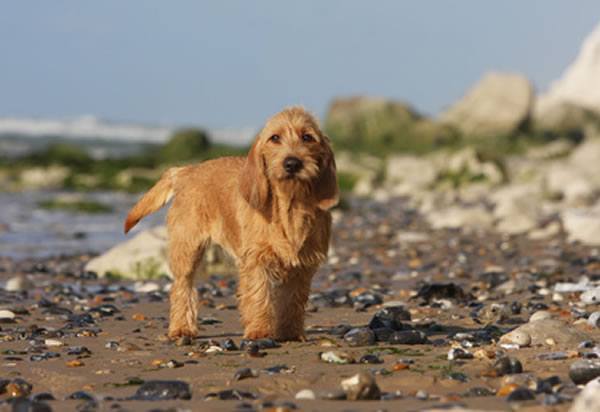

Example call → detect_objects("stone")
570 377 600 412
19 166 69 190
295 389 316 400
0 309 16 321
86 225 234 279
501 319 589 347
536 22 600 116
4 275 33 292
132 380 192 400
545 164 594 206
427 205 494 230
388 330 428 345
493 357 523 376
440 72 533 137
562 207 600 246
529 311 552 322
386 155 438 195
325 96 456 153
580 287 600 305
233 368 258 381
506 387 536 402
588 312 600 328
340 371 381 400
343 327 375 347
490 183 543 235
570 359 600 385
368 305 410 331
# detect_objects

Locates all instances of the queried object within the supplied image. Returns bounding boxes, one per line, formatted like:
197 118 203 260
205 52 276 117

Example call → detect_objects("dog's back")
124 156 245 234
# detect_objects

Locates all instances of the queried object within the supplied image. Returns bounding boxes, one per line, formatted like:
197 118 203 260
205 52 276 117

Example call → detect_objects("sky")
0 1 599 129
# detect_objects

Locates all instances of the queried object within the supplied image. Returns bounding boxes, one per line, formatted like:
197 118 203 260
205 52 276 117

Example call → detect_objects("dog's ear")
314 137 339 210
239 140 271 214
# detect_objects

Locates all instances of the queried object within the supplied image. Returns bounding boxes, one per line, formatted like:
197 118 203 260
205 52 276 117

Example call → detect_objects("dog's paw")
168 326 200 340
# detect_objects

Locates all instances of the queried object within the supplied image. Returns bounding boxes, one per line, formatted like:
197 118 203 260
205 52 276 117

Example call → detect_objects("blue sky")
0 1 598 128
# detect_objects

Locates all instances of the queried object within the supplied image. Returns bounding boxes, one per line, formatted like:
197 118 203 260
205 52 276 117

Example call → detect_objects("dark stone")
359 354 383 364
132 380 192 400
9 397 52 412
368 306 410 331
233 368 257 381
536 376 561 394
463 387 495 397
66 391 95 401
221 338 238 351
343 327 375 347
371 327 394 342
263 364 292 374
31 393 55 401
412 282 472 303
388 330 428 345
67 346 92 356
239 339 280 350
329 324 352 337
506 387 536 402
569 359 600 385
204 389 256 401
494 357 523 376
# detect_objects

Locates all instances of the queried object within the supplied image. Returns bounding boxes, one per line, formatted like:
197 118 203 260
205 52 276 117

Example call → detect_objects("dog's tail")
124 167 182 234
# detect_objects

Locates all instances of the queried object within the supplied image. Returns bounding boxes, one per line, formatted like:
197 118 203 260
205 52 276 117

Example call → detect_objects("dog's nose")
283 156 303 174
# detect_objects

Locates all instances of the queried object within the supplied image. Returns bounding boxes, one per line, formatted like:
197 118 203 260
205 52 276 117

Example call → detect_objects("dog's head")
240 107 338 214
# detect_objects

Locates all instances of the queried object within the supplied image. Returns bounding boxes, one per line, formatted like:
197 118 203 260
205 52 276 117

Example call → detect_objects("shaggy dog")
124 107 338 340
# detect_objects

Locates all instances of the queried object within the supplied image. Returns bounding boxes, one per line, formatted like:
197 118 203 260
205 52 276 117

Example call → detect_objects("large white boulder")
537 22 600 115
440 72 533 137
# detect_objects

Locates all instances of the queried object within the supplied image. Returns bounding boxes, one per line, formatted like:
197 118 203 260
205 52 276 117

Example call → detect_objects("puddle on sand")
0 191 166 259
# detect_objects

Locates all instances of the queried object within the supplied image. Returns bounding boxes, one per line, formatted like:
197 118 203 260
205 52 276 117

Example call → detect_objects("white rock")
295 389 316 400
4 276 33 292
133 282 160 293
537 22 600 115
554 277 592 293
499 330 531 348
529 311 552 322
19 166 69 190
588 312 600 328
427 205 494 230
44 339 64 347
581 287 600 305
570 377 600 412
440 72 533 137
0 310 16 320
562 207 600 246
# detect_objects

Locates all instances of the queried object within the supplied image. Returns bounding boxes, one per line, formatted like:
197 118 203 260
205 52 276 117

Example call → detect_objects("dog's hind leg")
167 232 208 339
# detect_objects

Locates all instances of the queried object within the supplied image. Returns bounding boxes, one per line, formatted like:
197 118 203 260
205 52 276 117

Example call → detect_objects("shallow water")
0 190 166 259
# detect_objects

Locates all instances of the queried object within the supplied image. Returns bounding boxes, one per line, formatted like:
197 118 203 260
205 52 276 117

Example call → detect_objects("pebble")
343 327 375 347
359 354 383 364
588 311 600 328
320 351 354 364
204 389 256 401
340 371 381 400
368 305 410 331
233 368 258 381
44 339 64 347
506 387 536 402
132 380 192 400
9 398 52 412
570 377 600 412
493 357 523 376
4 275 33 292
499 330 531 348
389 330 428 345
529 310 552 322
5 378 33 398
448 348 473 361
0 309 16 321
570 359 600 385
295 389 316 400
581 287 600 305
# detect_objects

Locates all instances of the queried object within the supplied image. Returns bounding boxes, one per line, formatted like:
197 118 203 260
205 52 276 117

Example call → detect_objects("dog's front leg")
238 261 314 341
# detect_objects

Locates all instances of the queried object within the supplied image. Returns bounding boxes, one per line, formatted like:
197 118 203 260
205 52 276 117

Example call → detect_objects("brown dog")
124 107 338 341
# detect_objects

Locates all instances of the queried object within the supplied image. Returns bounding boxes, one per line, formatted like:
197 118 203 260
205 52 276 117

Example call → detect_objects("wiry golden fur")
124 107 338 341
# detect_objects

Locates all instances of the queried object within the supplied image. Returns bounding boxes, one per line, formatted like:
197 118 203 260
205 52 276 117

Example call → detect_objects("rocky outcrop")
537 22 600 115
325 96 456 154
440 72 534 138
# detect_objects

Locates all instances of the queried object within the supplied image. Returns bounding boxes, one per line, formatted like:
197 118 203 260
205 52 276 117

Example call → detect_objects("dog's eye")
302 134 315 143
269 135 281 143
